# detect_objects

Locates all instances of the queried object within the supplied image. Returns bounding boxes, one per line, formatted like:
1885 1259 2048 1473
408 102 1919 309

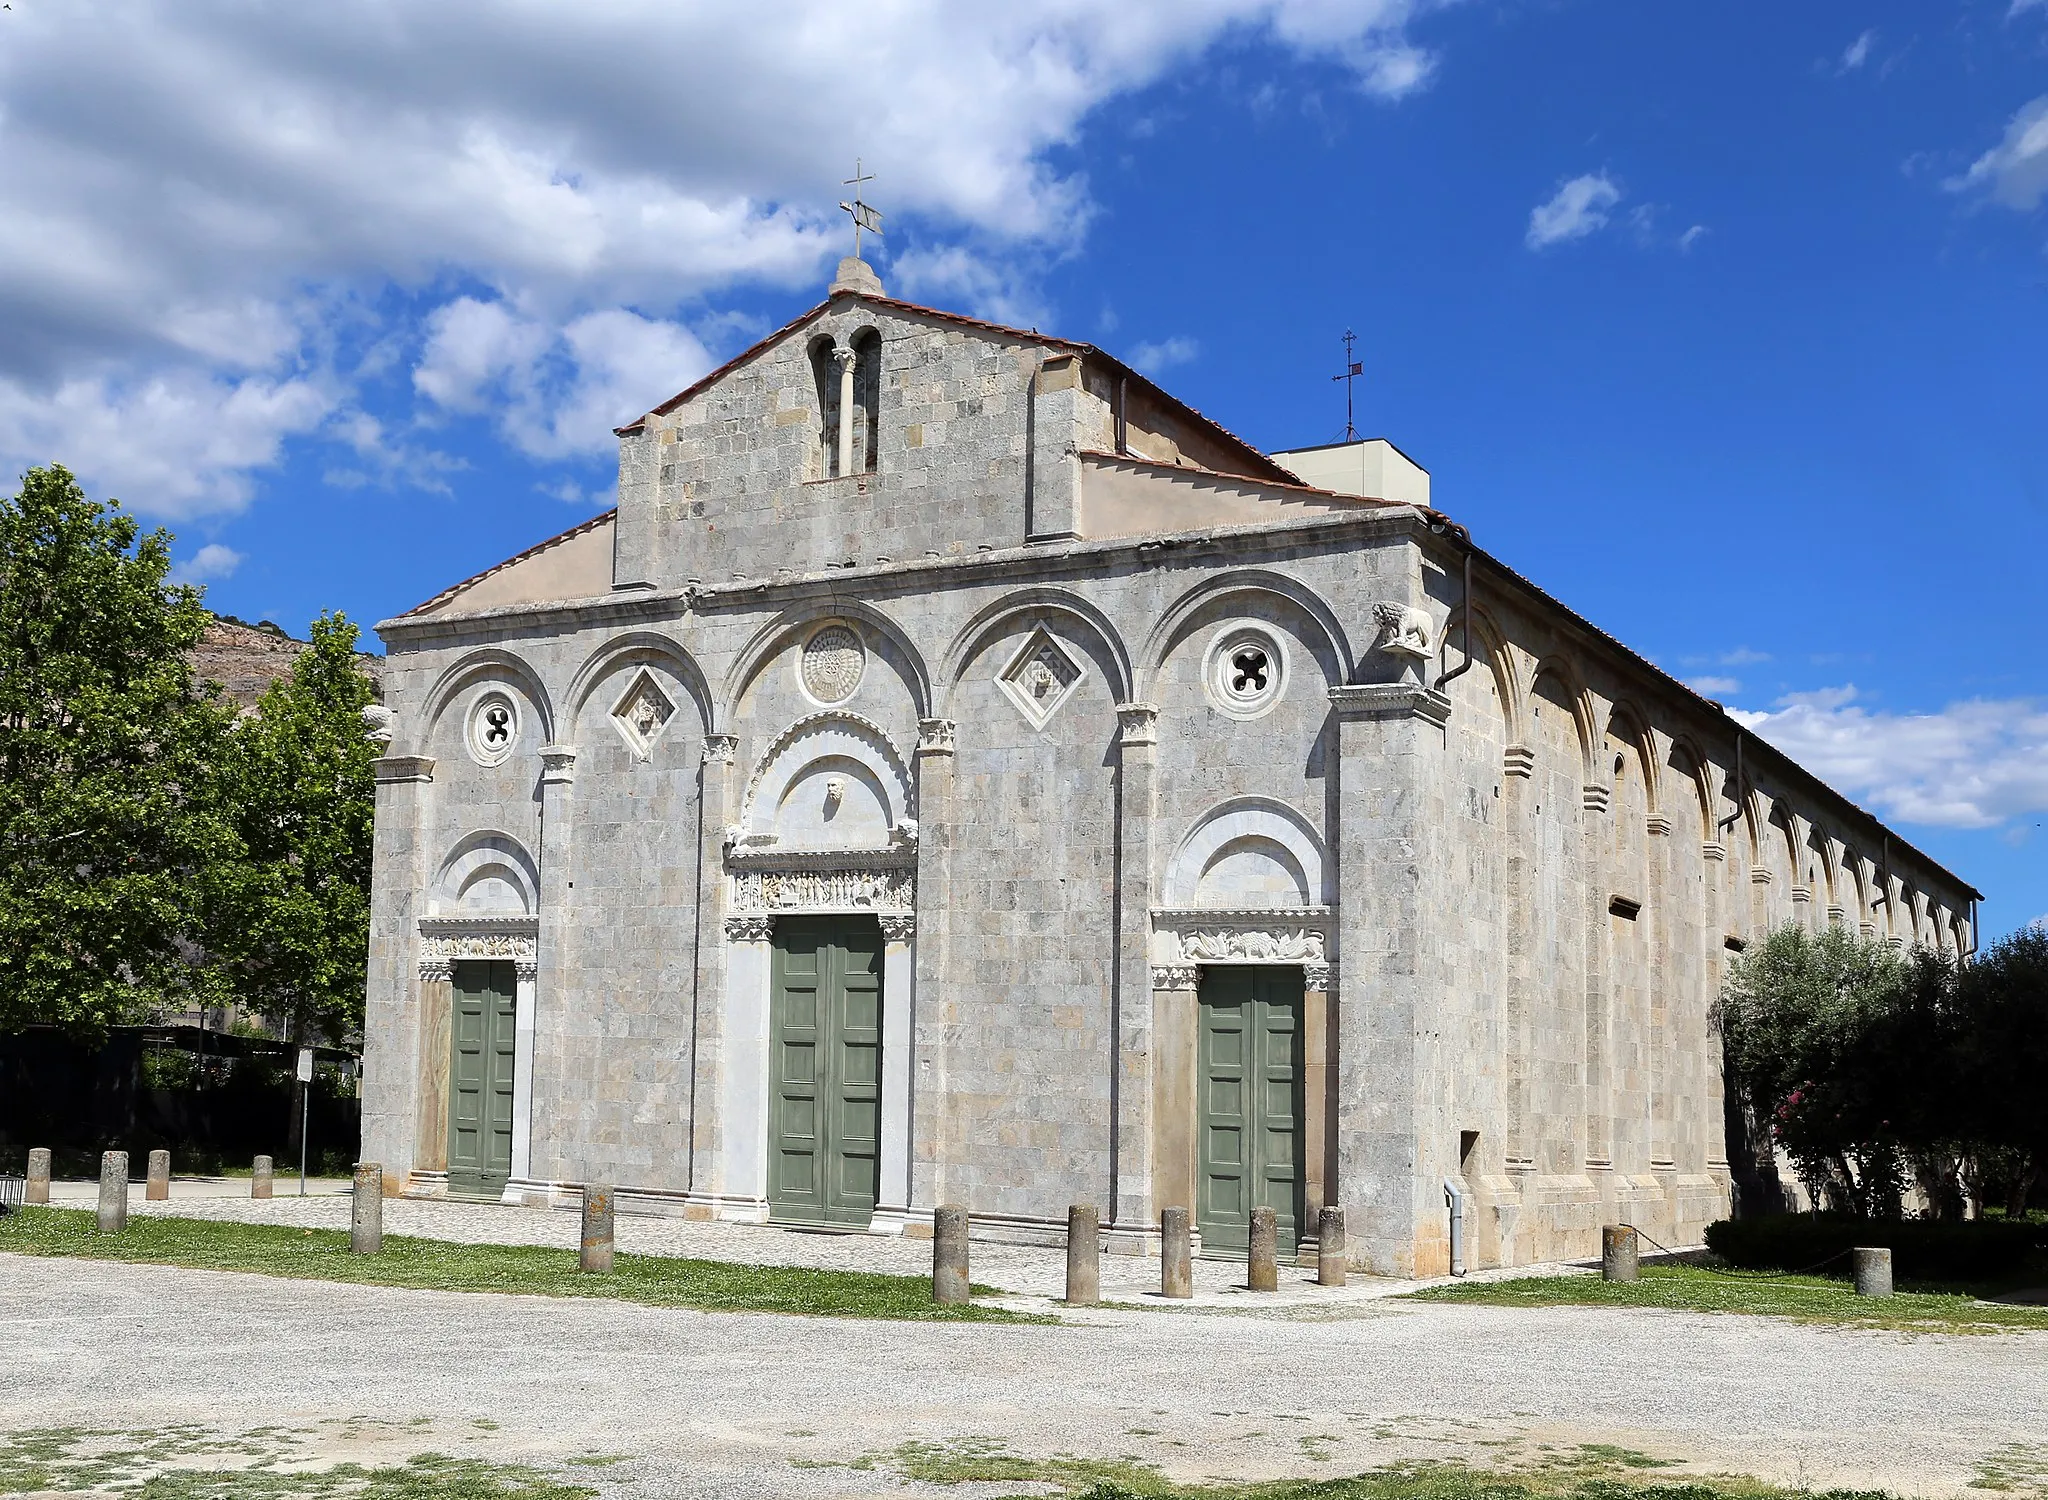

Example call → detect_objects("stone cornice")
419 914 540 937
373 755 435 784
1327 683 1451 725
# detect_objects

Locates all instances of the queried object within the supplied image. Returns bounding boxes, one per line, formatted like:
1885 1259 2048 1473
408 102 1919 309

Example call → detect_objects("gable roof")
399 507 617 619
617 290 1299 487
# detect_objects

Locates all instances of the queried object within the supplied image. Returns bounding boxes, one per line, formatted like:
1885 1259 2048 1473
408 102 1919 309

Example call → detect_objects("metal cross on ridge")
839 159 884 258
1332 328 1364 442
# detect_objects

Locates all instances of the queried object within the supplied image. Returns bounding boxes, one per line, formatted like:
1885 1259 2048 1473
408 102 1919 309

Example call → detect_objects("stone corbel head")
361 703 396 747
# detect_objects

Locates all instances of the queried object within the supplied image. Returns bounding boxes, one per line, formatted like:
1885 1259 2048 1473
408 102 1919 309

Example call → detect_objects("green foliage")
0 467 237 1037
1406 1260 2048 1333
0 1207 1043 1323
202 612 377 1043
1703 1211 2046 1283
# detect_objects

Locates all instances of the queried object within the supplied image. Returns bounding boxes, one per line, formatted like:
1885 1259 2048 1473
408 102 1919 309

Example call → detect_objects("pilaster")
1112 702 1159 1236
532 745 576 1182
366 753 435 1183
689 733 739 1206
911 717 955 1212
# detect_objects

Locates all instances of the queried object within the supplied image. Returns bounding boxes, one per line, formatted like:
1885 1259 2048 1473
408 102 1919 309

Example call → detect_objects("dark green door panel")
770 917 883 1227
448 960 516 1199
1198 966 1304 1257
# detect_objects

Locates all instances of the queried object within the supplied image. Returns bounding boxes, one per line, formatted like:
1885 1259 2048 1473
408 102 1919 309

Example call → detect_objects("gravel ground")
4 1229 2043 1499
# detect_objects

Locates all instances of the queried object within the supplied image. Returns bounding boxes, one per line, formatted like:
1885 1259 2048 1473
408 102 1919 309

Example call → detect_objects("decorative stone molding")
374 755 436 785
514 958 539 981
1302 962 1332 991
999 627 1086 729
1501 744 1535 780
417 914 538 975
1150 964 1200 991
729 863 915 916
1826 904 1846 926
1645 814 1673 838
1327 683 1451 725
799 622 866 706
1752 868 1774 886
1152 907 1332 979
1582 783 1612 815
1701 841 1727 863
609 669 675 760
877 913 916 943
539 745 578 785
740 710 914 828
917 718 956 756
723 913 776 942
419 958 455 983
1115 702 1160 746
1791 885 1813 906
702 733 738 766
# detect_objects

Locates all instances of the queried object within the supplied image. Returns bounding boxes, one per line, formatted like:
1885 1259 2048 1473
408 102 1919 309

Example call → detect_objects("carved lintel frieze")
702 733 738 766
1153 907 1331 975
729 864 915 915
1116 702 1160 747
724 913 776 943
1150 964 1199 992
917 718 956 756
417 916 538 975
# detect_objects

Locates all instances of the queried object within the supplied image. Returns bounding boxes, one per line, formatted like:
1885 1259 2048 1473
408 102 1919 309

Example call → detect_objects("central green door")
769 916 883 1227
1198 966 1305 1258
448 959 516 1199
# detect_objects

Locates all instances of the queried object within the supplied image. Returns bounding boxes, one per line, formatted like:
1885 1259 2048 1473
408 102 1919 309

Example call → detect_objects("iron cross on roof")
839 160 884 259
1332 328 1364 443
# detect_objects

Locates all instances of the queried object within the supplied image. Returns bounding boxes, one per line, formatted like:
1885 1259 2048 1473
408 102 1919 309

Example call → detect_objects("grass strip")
1403 1261 2048 1333
0 1206 1043 1323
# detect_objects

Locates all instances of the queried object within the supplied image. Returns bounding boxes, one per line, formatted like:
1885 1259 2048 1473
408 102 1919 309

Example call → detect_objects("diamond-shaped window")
610 669 676 760
997 627 1085 730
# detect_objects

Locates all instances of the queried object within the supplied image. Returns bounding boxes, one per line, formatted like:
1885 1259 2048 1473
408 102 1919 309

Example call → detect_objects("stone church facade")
361 258 1976 1276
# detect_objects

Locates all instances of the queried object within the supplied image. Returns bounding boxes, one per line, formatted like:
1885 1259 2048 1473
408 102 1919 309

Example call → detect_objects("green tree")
1950 923 2048 1215
0 466 236 1037
204 612 378 1048
1717 924 1912 1217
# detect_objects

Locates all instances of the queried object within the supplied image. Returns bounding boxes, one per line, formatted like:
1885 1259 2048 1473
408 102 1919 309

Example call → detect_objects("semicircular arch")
420 648 556 751
1137 570 1352 702
565 630 714 738
723 598 930 722
938 586 1132 716
1163 795 1332 909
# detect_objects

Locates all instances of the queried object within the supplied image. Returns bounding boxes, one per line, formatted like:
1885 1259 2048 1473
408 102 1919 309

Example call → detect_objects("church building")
361 255 1977 1276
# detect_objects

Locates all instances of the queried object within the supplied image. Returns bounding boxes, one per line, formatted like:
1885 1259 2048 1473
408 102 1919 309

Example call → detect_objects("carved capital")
1791 884 1813 906
374 755 435 785
1502 744 1535 780
1752 868 1774 886
702 733 739 766
917 718 956 756
1327 683 1451 725
1582 783 1611 815
1303 962 1332 992
877 913 916 944
1115 702 1159 746
724 913 776 943
1701 841 1727 863
1645 814 1673 838
832 345 856 371
1151 964 1199 991
514 959 539 981
540 745 578 785
418 958 454 983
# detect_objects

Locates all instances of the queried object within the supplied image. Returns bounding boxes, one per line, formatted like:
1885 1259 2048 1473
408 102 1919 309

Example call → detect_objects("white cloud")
1526 173 1622 250
0 1 1448 515
413 299 712 459
1678 224 1708 252
1685 675 1742 697
169 542 244 585
890 245 1053 330
1947 95 2048 211
1127 336 1201 373
1730 686 2048 830
1839 29 1876 73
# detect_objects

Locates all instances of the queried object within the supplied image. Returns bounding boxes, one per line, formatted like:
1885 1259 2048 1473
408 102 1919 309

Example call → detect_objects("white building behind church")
361 257 1976 1276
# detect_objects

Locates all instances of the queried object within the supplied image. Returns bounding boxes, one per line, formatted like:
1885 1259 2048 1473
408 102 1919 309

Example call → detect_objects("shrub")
1705 1212 2046 1283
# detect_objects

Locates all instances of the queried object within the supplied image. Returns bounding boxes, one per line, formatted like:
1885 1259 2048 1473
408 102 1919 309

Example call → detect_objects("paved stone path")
6 1196 2046 1498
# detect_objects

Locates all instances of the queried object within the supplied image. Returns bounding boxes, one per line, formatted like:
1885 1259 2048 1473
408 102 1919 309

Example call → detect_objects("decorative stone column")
875 911 917 1229
368 753 434 1184
689 733 740 1209
1580 780 1613 1179
1644 811 1676 1237
1111 702 1159 1245
1501 744 1535 1177
834 345 856 478
1148 960 1200 1241
1302 955 1334 1242
529 744 576 1188
1329 680 1451 1278
911 718 955 1212
414 955 455 1173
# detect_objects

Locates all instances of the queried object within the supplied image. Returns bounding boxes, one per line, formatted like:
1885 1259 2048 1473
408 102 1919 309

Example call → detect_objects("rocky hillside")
190 615 383 710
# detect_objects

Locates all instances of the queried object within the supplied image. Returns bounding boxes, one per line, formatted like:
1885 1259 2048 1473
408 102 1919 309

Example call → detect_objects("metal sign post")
296 1047 314 1196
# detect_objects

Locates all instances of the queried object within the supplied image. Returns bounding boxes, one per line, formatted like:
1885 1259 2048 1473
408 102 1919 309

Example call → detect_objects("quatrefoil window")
1205 625 1286 720
467 690 519 766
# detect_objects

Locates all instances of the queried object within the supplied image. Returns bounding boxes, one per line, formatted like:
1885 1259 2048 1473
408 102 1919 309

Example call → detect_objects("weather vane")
839 160 884 259
1332 329 1363 442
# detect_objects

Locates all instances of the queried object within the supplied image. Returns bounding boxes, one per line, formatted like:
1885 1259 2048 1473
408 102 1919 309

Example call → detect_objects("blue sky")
1 1 2044 936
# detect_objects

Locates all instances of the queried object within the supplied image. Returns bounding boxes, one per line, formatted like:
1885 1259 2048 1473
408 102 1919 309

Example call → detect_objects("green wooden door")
1198 966 1304 1257
448 959 517 1199
769 917 883 1227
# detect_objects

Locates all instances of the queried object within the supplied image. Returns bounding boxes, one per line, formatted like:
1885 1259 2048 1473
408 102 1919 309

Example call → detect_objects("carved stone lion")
1371 601 1434 657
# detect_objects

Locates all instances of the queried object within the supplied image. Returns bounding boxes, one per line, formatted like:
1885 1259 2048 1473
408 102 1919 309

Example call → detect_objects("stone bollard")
97 1151 129 1233
1064 1204 1100 1306
1160 1206 1193 1299
252 1156 273 1199
350 1163 383 1255
580 1181 615 1274
1317 1206 1347 1287
26 1148 51 1206
1852 1246 1893 1298
932 1203 970 1305
1248 1206 1280 1292
146 1149 170 1201
1602 1224 1639 1282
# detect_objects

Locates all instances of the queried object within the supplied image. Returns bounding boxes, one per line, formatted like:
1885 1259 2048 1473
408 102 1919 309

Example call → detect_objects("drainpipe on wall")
1443 1178 1467 1277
